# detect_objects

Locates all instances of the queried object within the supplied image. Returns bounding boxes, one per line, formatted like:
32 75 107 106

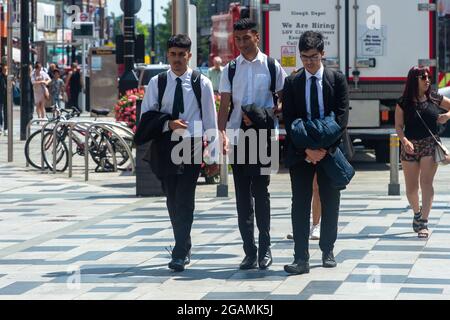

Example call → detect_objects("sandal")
417 219 429 239
413 209 422 233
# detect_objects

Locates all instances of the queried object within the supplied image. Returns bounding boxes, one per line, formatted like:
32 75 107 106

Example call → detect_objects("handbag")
44 85 50 100
415 109 450 165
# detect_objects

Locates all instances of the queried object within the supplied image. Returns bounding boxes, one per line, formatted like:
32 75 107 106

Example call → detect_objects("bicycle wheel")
111 136 134 171
42 130 69 172
24 129 53 170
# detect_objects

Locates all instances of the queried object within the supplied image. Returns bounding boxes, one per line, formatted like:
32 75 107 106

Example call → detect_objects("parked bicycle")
24 105 134 173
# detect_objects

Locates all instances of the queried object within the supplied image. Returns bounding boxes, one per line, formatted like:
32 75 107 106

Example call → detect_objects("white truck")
265 0 440 162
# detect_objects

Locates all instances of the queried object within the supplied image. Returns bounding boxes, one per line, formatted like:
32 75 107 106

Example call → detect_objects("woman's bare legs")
312 174 321 226
402 160 421 214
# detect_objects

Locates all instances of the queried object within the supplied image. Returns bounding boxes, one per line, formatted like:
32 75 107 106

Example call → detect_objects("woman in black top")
65 62 82 112
395 66 450 238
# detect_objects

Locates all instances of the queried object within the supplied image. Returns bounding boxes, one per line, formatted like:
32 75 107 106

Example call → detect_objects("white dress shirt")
140 68 218 144
305 64 325 120
219 50 287 143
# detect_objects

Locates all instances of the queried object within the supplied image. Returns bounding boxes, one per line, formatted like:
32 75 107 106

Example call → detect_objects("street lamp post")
151 0 155 63
20 0 31 141
6 0 13 161
172 0 189 34
118 0 139 96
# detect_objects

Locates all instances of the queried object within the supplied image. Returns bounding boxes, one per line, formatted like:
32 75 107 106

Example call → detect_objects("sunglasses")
418 74 430 81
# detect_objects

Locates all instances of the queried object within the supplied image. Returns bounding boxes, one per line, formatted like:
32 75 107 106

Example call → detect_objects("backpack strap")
191 70 202 118
158 70 203 118
227 56 277 121
157 71 168 111
227 59 237 121
267 56 276 94
267 56 277 106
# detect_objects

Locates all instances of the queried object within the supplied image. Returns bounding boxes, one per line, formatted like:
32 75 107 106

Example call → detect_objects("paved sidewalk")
0 158 450 300
1 111 450 300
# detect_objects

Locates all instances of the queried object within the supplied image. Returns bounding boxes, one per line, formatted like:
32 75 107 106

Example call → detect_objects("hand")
437 114 450 125
243 114 253 126
306 156 317 165
402 138 415 155
220 130 229 155
305 148 327 163
273 103 282 114
169 119 188 131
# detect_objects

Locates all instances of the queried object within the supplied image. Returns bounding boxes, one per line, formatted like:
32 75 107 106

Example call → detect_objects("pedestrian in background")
395 66 450 239
31 62 51 119
0 63 8 135
208 56 223 93
49 69 65 108
48 63 57 80
65 62 82 113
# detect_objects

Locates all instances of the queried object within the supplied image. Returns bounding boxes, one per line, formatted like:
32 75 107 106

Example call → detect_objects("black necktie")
310 76 320 120
172 77 184 119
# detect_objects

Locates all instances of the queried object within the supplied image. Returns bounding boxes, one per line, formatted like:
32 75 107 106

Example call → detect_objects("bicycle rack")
84 122 135 181
49 119 98 176
40 120 59 172
67 120 98 178
25 118 49 168
26 117 134 180
67 120 118 178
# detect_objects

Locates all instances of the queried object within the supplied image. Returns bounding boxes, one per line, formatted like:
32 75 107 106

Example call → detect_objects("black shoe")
168 258 186 272
239 255 257 270
284 259 310 275
258 248 273 270
322 251 337 268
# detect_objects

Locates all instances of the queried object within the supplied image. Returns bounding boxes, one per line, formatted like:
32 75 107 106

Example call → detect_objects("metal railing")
84 122 135 181
25 118 135 179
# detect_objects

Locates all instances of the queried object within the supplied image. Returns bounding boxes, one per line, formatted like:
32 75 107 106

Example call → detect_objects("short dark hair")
233 18 258 33
167 34 192 51
299 31 325 52
53 69 60 75
34 62 42 68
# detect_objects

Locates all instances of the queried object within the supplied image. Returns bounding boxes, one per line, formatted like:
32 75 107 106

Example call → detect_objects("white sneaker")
310 224 320 240
3 129 7 136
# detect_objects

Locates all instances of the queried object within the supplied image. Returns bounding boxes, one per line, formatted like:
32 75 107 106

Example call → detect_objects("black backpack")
227 56 277 120
157 70 203 118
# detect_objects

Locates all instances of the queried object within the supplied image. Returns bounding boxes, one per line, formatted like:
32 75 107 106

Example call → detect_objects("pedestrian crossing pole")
388 134 400 196
172 0 189 34
6 0 13 161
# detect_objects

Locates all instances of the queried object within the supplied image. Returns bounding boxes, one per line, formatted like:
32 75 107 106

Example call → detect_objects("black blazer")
282 67 349 168
134 110 172 146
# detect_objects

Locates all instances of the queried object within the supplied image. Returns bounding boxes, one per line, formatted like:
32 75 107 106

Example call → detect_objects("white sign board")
359 26 386 56
268 1 339 74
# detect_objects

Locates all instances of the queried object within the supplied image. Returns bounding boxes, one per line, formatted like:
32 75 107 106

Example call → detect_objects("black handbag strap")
414 109 440 145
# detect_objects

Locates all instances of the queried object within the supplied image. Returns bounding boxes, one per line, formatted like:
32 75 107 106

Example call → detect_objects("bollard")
388 134 400 196
216 152 228 197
